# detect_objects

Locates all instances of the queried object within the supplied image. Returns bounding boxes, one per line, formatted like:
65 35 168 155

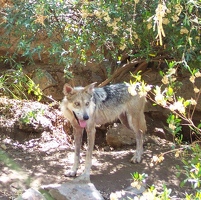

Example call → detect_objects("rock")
42 181 104 200
16 115 51 133
106 123 136 148
177 77 201 111
0 143 7 150
15 188 46 200
32 69 57 96
110 185 146 200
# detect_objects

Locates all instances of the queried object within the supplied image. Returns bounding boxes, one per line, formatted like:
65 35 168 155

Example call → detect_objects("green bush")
0 0 200 70
179 144 201 198
127 59 201 199
0 65 42 100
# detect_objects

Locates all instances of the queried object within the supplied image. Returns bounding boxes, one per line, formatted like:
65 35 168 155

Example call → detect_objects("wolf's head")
63 83 96 128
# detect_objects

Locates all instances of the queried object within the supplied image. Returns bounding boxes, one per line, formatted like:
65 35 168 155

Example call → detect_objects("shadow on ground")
0 135 191 200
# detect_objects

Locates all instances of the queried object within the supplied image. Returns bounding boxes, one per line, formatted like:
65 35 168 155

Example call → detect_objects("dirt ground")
0 99 193 200
0 128 192 199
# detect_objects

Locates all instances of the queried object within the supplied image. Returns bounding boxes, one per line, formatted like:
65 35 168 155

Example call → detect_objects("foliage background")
0 0 200 73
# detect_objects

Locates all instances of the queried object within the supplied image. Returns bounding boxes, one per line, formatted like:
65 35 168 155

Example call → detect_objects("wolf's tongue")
78 120 87 128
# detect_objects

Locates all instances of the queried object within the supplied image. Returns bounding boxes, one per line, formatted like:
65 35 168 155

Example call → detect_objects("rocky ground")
0 98 193 199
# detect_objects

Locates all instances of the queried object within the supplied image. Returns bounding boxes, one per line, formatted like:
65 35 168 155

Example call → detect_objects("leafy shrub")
0 0 200 70
127 60 201 199
0 65 42 100
178 143 201 198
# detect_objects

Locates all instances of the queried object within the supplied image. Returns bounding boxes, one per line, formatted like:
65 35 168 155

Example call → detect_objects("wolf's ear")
84 82 97 94
63 83 74 95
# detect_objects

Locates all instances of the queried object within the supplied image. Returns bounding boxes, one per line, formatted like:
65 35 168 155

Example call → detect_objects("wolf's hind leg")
65 127 83 177
119 113 131 130
128 113 146 163
131 129 144 163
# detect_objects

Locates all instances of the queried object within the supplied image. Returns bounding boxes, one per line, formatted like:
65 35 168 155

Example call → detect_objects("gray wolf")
60 82 147 182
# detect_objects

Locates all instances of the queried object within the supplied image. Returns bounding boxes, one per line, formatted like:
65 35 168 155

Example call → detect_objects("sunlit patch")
67 152 77 164
0 168 28 184
0 173 10 183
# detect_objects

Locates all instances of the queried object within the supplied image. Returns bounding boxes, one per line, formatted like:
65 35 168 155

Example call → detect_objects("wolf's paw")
64 170 77 177
130 154 142 163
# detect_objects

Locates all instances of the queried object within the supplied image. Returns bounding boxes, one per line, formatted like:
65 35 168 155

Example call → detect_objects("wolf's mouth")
78 120 87 128
73 112 87 128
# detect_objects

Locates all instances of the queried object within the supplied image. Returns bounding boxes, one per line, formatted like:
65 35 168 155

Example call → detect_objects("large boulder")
15 188 46 200
177 76 201 111
106 123 136 148
16 181 104 200
41 181 104 200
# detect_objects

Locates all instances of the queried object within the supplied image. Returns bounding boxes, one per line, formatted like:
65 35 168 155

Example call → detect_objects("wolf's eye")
74 102 80 107
86 102 89 106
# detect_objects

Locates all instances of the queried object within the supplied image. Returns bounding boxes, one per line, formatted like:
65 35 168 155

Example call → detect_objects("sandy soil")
0 99 192 199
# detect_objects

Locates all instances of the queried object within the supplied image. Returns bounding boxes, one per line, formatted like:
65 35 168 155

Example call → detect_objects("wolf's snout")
83 114 89 120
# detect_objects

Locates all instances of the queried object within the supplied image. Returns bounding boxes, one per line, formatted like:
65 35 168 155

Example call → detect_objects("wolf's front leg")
78 126 96 182
65 127 83 177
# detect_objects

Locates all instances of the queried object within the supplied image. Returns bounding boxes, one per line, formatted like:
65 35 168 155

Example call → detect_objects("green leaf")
184 100 191 107
167 86 173 96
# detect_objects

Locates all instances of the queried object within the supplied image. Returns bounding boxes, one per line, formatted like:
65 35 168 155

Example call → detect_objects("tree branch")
98 60 146 87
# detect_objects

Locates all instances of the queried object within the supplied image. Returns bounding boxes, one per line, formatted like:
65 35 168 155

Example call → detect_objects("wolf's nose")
83 114 89 120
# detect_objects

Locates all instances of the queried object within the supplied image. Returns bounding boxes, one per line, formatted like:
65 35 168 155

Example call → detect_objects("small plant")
0 66 43 101
26 76 43 101
110 172 172 200
128 62 201 199
128 61 201 140
131 171 147 182
0 74 18 98
127 71 152 98
185 191 201 200
177 143 201 198
131 172 147 189
20 109 44 124
141 185 172 200
153 62 201 138
128 64 201 141
167 114 183 144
